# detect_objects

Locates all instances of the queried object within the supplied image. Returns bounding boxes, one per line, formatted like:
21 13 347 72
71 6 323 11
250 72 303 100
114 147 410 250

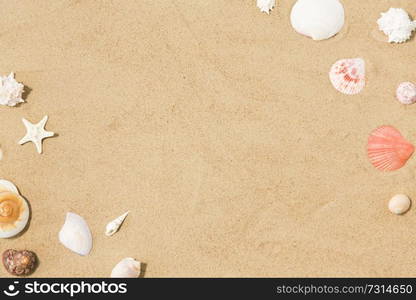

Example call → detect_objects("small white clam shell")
105 211 129 236
388 194 411 215
59 212 92 256
111 257 141 278
0 179 19 194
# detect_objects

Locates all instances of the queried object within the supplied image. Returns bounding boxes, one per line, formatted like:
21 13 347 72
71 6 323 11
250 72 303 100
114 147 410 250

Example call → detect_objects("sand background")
0 0 415 277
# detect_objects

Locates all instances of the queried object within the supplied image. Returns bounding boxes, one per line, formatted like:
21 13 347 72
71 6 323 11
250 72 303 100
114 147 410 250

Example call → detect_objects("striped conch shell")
105 211 129 236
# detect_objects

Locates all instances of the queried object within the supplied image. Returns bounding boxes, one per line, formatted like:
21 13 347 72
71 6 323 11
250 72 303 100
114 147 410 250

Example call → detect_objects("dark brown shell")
2 249 37 276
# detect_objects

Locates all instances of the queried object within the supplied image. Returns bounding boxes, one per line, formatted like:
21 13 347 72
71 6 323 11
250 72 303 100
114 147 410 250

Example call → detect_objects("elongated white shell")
290 0 345 41
59 212 92 256
111 258 141 278
0 179 19 195
105 211 129 236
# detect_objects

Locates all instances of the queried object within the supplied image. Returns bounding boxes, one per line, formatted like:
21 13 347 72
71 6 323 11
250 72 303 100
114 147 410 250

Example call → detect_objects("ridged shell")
396 82 416 104
329 58 365 95
367 126 414 171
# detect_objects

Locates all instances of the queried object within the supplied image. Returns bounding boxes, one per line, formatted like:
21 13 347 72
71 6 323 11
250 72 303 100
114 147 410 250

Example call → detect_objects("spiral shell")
105 211 129 236
0 192 29 238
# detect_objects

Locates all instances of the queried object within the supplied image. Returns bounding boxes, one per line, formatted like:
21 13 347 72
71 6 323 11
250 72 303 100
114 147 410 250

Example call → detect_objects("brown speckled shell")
2 249 37 276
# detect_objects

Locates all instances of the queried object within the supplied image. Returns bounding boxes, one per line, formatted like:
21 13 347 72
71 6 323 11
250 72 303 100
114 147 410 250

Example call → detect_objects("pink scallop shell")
396 82 416 105
329 58 365 95
367 126 414 171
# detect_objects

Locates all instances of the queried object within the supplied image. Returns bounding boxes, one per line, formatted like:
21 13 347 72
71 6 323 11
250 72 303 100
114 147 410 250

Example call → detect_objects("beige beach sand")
0 0 416 277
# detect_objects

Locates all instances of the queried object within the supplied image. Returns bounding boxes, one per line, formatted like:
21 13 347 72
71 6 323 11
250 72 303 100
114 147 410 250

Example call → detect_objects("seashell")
329 58 365 95
111 257 141 278
257 0 275 14
367 126 414 171
0 73 24 107
388 194 411 215
0 179 19 194
0 192 30 238
59 212 92 256
396 82 416 105
105 211 129 236
377 8 416 43
2 249 37 276
290 0 345 41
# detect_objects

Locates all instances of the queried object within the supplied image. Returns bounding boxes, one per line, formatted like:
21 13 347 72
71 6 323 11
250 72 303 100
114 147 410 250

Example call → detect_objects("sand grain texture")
0 0 415 277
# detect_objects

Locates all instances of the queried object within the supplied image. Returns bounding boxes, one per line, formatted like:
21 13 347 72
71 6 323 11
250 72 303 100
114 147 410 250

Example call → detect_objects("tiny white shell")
388 194 411 215
0 179 19 194
105 211 129 236
111 257 141 278
257 0 275 14
396 82 416 105
59 212 92 256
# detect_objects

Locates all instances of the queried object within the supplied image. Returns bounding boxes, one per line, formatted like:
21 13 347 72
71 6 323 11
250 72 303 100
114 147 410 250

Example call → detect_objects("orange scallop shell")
367 126 414 171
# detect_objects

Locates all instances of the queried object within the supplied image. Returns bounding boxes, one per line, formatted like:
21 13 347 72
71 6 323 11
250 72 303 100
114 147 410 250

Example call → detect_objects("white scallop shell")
0 179 19 194
290 0 345 41
329 58 365 95
111 257 141 278
105 211 129 236
0 192 30 238
59 212 92 256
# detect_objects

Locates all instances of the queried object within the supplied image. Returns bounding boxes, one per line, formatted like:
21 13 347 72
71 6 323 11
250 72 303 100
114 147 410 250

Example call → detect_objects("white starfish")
18 115 55 154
